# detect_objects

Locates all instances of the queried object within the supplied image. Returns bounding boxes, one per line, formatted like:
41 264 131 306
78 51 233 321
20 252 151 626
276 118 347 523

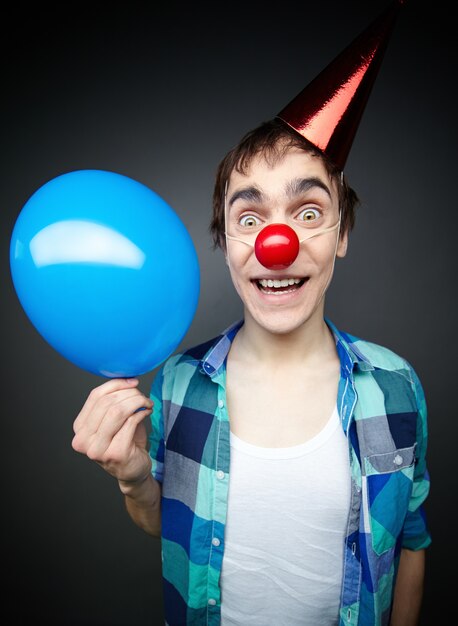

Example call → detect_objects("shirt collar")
200 317 374 379
325 317 374 374
200 319 244 377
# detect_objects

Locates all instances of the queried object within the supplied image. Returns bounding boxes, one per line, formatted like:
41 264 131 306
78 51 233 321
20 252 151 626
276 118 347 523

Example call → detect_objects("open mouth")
253 277 308 295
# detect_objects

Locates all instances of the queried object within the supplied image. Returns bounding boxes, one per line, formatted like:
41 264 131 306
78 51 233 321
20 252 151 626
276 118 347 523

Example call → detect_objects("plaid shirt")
148 318 431 626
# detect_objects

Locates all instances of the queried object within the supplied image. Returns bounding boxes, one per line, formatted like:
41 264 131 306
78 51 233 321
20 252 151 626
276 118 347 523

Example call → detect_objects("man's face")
224 146 347 335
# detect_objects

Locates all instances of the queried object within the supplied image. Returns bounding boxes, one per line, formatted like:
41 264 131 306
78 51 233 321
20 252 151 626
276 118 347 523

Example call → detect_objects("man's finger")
105 410 150 462
73 378 139 432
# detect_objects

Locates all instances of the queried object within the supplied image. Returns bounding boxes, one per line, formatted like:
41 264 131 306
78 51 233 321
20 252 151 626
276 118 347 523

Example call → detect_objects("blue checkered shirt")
148 318 431 625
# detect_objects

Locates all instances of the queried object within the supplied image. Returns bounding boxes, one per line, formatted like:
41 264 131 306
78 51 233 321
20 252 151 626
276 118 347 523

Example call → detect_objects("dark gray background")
1 1 455 624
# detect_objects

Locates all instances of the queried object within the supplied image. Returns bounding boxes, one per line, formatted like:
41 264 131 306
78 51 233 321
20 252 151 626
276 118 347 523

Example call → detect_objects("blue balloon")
10 169 200 377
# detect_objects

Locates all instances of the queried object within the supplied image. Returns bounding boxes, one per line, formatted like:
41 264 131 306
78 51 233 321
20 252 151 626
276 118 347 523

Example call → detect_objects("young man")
72 2 431 624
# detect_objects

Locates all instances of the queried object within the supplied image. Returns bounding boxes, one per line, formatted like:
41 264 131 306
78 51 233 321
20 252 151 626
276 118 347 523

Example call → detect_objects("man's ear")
336 230 348 258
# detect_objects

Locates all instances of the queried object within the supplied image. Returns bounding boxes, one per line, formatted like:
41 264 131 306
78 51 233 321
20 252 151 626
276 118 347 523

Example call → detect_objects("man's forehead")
228 148 332 189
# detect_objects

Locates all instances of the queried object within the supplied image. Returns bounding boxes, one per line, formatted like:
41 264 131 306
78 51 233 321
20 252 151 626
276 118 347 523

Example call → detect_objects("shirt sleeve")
148 365 166 484
402 364 432 550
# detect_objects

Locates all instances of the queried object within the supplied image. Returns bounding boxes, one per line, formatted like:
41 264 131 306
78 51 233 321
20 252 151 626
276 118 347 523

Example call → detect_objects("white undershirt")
220 406 351 625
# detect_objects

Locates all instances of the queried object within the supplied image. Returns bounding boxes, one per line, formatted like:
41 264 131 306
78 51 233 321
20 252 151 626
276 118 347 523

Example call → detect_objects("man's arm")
118 474 162 537
390 548 425 626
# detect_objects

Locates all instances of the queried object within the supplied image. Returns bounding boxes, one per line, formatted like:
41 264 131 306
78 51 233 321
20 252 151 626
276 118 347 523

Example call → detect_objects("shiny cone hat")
277 0 406 171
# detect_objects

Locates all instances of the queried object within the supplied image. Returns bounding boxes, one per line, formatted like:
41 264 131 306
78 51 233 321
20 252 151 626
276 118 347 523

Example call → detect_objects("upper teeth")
258 278 301 288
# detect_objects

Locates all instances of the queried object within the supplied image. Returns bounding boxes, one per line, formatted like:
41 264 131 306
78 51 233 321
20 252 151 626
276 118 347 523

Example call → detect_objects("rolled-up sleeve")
402 365 432 550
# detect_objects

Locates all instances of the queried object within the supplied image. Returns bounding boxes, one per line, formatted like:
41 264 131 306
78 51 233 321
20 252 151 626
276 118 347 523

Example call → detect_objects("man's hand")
72 378 153 484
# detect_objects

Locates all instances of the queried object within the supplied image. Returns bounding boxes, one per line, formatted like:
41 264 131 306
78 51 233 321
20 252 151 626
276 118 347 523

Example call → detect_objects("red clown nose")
254 224 300 270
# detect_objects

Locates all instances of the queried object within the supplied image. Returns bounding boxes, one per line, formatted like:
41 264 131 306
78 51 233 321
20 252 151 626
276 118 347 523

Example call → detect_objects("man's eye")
239 215 261 227
298 208 320 222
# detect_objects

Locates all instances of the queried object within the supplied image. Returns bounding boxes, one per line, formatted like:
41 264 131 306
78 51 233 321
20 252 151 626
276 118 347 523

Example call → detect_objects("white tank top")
220 406 351 626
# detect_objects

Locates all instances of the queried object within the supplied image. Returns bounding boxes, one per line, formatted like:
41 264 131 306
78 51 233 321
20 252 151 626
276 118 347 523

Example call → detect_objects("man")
72 1 431 624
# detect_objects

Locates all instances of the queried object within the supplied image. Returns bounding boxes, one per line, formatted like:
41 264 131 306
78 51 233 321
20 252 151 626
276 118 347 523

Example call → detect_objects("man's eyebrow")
228 186 264 208
285 177 332 199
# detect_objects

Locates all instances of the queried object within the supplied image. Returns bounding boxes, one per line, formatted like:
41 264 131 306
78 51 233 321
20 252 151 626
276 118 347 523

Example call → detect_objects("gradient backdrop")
1 1 455 624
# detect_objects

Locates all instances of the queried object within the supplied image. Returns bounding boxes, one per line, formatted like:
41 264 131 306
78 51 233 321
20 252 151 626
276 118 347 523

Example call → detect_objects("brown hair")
209 118 359 250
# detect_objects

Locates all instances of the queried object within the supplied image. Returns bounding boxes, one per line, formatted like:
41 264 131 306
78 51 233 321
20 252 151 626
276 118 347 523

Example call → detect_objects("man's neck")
233 309 336 369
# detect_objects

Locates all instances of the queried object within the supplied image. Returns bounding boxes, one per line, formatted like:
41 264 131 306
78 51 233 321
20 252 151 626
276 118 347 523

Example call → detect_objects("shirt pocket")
364 444 416 555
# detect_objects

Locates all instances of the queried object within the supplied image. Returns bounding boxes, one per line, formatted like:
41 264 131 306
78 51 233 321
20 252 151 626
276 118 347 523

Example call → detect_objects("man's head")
211 118 360 335
210 118 359 253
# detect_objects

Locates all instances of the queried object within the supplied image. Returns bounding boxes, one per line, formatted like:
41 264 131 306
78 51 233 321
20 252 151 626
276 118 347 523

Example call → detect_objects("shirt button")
394 454 403 466
216 470 225 480
218 399 224 408
208 598 217 606
212 537 220 547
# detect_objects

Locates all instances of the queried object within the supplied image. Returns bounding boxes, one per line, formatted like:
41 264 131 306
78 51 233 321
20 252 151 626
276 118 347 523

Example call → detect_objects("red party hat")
277 0 406 170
